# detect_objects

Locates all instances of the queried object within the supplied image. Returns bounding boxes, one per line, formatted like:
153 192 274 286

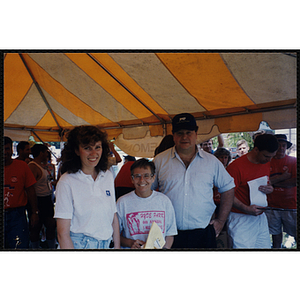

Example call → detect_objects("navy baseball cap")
172 113 198 133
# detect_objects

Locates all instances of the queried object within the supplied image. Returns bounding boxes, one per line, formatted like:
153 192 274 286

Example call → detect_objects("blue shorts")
70 232 112 249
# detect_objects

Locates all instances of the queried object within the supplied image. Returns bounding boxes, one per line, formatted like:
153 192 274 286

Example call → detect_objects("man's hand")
258 184 273 195
246 205 264 216
210 219 225 237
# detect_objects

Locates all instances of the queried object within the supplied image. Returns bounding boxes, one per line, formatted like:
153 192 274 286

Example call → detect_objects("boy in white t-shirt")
117 158 177 249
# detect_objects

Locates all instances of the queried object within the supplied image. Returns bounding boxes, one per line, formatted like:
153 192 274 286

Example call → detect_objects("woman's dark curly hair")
214 147 232 166
60 126 110 175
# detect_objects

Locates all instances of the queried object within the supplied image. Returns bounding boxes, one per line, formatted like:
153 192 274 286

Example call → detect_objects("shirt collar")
197 145 204 158
78 169 105 180
172 145 203 159
170 146 177 158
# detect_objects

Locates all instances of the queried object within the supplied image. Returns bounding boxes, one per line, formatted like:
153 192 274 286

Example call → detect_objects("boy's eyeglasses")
131 173 154 180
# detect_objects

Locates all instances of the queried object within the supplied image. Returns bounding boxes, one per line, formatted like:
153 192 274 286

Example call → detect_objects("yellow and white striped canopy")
4 52 296 157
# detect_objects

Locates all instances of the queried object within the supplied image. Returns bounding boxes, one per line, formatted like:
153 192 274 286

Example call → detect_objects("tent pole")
19 54 63 134
163 123 167 137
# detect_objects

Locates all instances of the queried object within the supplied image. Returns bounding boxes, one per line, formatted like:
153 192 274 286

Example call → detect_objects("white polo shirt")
54 169 117 240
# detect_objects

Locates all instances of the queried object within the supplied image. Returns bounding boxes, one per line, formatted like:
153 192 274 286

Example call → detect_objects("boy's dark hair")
130 158 156 176
254 134 278 153
4 136 13 146
31 144 48 158
17 141 30 154
60 125 110 174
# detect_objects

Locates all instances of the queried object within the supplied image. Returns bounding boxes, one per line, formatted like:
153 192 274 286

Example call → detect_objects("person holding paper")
226 134 279 248
266 134 297 248
117 158 177 249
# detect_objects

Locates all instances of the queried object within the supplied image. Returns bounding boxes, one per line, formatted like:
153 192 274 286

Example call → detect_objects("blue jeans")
70 232 112 249
4 206 29 249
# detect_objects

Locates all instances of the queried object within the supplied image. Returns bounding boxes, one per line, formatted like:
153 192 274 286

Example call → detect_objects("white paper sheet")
247 176 268 207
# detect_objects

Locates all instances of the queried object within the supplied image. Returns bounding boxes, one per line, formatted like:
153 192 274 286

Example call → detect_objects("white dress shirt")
153 146 235 230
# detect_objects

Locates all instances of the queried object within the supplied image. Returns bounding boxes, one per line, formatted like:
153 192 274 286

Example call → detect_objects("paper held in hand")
247 175 268 207
142 221 166 249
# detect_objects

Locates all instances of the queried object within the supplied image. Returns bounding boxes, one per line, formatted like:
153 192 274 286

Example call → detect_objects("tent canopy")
4 52 297 157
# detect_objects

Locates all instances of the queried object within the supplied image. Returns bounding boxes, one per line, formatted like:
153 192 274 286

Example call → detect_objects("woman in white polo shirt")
54 126 120 249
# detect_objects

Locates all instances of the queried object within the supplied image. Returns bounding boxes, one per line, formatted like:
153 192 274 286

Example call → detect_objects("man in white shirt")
153 113 235 248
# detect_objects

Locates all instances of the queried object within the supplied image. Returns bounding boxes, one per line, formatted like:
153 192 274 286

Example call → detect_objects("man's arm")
28 163 40 181
270 172 296 188
210 188 234 237
273 178 296 188
25 185 39 227
109 142 122 164
233 184 273 216
164 236 174 249
217 134 224 148
232 197 264 216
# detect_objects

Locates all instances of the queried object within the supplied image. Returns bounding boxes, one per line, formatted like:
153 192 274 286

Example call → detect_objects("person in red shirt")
226 134 278 248
114 155 136 200
4 137 39 249
266 134 297 248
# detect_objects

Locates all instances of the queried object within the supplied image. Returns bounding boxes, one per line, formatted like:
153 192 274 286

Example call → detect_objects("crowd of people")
4 113 297 250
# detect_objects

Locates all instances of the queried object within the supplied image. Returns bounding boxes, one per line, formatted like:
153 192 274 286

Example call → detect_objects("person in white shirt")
153 113 235 249
54 125 120 249
117 158 177 249
29 144 56 249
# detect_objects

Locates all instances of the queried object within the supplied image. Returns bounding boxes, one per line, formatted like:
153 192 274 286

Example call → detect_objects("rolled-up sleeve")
214 160 235 194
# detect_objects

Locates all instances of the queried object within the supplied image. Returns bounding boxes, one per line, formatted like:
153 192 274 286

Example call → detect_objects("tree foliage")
225 132 254 150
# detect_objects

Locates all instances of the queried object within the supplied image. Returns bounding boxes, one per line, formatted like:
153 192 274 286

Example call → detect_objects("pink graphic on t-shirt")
126 211 165 236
